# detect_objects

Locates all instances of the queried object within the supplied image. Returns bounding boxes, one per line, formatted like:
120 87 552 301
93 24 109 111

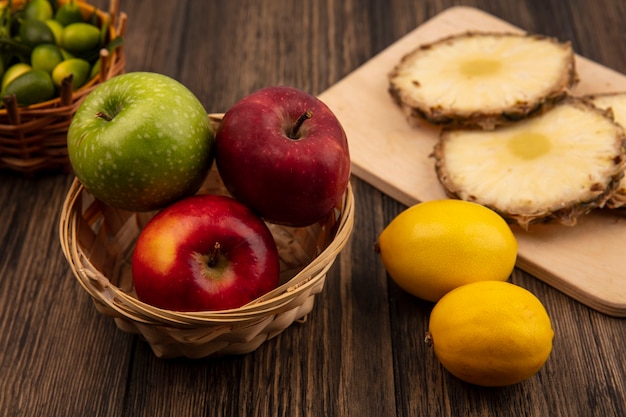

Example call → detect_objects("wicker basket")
0 0 127 175
59 116 355 358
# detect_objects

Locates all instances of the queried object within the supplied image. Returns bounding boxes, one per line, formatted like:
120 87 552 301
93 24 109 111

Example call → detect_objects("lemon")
376 199 517 302
427 281 554 386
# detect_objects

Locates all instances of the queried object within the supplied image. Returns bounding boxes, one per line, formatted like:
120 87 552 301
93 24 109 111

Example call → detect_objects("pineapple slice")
388 31 578 129
585 92 626 208
433 97 626 229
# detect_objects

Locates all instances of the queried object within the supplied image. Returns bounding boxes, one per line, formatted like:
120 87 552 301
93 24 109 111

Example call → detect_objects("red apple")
215 86 351 227
131 194 280 312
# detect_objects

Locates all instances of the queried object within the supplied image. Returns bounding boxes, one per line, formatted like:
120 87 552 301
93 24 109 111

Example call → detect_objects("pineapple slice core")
459 58 502 77
507 132 551 160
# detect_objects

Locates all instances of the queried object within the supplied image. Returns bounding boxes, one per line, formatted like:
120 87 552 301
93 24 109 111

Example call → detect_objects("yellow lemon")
427 280 554 386
376 199 517 302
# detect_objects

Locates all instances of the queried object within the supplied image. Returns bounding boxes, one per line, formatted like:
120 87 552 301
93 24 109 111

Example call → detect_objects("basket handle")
60 75 74 106
2 95 21 125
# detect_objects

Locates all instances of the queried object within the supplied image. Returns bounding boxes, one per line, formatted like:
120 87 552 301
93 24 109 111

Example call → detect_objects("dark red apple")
131 194 280 312
215 86 351 227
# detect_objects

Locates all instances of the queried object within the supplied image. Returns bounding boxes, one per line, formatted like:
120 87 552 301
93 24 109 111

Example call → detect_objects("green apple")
67 72 214 211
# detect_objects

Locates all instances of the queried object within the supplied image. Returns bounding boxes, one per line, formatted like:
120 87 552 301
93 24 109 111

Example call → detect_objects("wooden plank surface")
2 1 626 417
319 6 626 317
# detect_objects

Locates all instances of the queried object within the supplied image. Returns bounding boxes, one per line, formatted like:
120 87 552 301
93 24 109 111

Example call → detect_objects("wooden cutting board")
318 6 626 317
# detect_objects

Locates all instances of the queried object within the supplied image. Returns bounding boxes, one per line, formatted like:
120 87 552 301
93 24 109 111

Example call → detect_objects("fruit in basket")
19 18 56 46
375 199 517 302
0 0 123 107
388 31 577 129
52 58 90 89
31 43 64 73
434 97 626 229
1 63 31 90
24 0 53 21
67 72 214 212
4 69 55 105
132 194 280 312
44 18 64 43
61 22 101 55
55 0 84 26
215 85 351 227
426 281 554 386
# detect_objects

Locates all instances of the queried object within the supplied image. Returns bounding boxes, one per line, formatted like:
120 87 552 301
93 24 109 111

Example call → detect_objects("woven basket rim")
59 168 355 326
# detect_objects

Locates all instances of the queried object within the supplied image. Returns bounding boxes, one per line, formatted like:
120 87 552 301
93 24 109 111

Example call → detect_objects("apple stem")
207 242 221 268
95 111 113 122
288 110 313 139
